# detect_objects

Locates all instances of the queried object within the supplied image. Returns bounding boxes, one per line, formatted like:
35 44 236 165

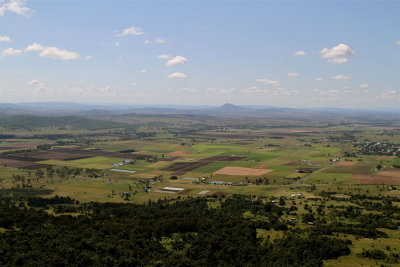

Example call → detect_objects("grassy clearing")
0 166 28 178
325 235 400 267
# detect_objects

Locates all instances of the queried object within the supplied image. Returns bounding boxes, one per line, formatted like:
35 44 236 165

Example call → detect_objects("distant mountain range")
0 102 399 121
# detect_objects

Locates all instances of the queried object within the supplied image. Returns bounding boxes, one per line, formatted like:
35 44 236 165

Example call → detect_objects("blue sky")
1 0 399 108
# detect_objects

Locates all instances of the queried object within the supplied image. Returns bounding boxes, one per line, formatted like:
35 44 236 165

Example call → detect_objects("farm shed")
210 181 225 185
161 187 184 193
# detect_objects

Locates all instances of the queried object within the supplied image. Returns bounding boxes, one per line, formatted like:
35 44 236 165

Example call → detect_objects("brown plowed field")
325 166 372 174
163 161 210 172
378 170 400 178
22 164 50 170
351 170 400 185
2 152 91 162
0 146 138 170
162 155 247 173
213 167 273 176
0 147 141 163
283 161 299 166
0 159 49 170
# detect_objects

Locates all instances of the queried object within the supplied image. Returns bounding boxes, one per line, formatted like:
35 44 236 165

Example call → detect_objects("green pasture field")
268 165 296 171
323 165 375 174
39 156 122 169
118 161 152 172
305 172 355 184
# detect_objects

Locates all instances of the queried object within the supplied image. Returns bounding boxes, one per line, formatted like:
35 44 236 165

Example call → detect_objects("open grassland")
0 166 28 178
325 236 400 267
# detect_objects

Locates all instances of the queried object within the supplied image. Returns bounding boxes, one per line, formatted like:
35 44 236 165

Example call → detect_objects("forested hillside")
0 194 350 266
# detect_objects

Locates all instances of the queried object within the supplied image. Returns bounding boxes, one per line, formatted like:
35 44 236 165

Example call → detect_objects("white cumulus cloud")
0 0 31 17
2 47 22 56
116 26 144 37
0 35 11 42
24 43 45 52
320 43 355 58
166 56 188 66
293 51 306 56
39 47 79 60
331 75 351 80
320 43 355 64
167 72 187 79
256 78 279 86
360 83 369 88
315 77 323 81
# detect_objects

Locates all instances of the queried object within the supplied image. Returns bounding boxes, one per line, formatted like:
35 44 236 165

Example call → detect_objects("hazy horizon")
1 101 400 114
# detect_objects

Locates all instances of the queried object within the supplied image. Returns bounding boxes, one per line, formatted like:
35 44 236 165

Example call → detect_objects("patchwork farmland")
0 112 399 267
